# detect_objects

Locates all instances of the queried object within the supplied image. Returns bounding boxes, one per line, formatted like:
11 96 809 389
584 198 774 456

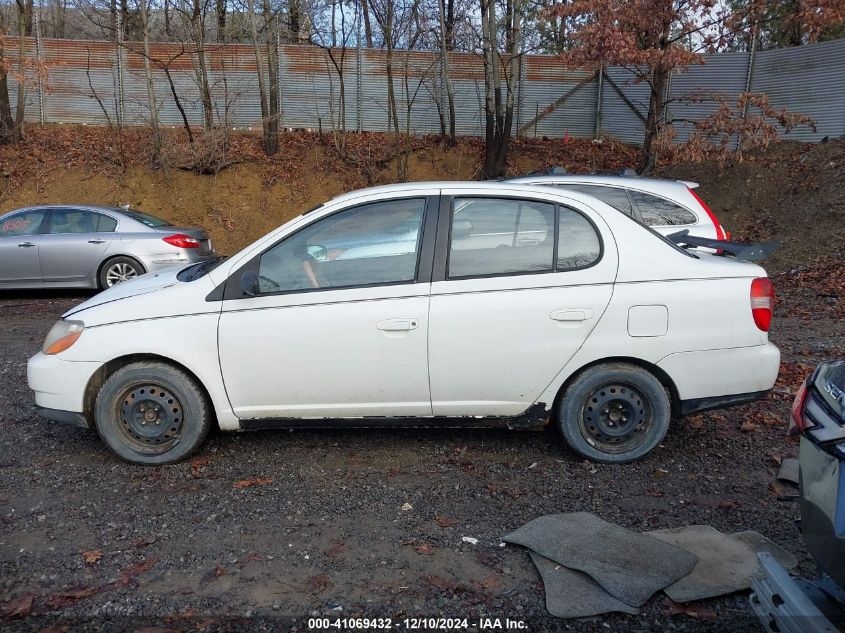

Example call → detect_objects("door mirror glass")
306 245 328 262
240 269 259 297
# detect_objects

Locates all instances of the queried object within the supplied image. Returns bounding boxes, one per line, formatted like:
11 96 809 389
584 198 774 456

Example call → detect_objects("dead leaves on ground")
434 515 458 528
665 599 718 620
1 594 33 619
305 574 333 594
232 477 273 489
81 549 103 564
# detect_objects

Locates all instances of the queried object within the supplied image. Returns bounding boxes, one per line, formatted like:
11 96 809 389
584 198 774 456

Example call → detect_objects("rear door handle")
377 318 419 332
88 239 106 244
18 241 35 248
550 308 594 322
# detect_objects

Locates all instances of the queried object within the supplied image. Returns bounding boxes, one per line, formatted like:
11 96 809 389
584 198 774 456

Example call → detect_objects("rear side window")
122 209 171 228
556 184 636 217
629 190 697 226
558 207 601 270
448 198 555 278
1 210 45 236
96 214 118 232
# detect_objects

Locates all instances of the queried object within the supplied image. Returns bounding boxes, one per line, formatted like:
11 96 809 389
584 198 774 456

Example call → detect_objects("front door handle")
88 239 106 244
550 308 594 322
18 241 35 248
377 318 419 332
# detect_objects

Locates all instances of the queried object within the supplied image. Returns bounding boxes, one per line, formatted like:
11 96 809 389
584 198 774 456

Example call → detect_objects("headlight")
42 320 84 355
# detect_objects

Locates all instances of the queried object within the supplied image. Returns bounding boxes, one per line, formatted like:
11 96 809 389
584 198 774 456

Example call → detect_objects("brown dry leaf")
414 543 435 555
435 515 458 528
718 499 740 509
425 575 454 591
740 420 757 433
45 586 99 609
82 549 103 564
477 573 504 592
305 574 333 594
666 599 718 620
323 540 344 558
1 594 34 619
215 566 226 577
118 558 158 585
130 536 157 549
190 456 212 478
233 477 273 489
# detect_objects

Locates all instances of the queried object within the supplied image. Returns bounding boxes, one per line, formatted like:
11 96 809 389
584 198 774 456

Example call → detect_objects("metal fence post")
116 10 126 126
34 4 45 125
277 33 284 128
356 1 363 133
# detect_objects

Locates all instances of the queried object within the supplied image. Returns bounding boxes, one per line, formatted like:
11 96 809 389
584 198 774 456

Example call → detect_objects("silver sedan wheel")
105 262 139 287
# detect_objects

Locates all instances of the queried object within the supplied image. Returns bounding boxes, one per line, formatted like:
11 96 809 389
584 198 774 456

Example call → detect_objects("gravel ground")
0 282 842 633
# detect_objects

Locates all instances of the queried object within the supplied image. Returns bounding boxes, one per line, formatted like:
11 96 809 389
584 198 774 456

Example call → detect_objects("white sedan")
27 182 780 465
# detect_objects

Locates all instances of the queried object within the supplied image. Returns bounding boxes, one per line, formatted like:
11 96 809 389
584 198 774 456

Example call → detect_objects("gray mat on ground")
503 512 698 607
778 458 800 485
735 530 799 570
529 552 639 618
647 525 765 602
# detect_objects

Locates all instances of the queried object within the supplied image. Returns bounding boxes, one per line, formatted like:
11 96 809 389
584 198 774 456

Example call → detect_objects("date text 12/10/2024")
307 617 528 630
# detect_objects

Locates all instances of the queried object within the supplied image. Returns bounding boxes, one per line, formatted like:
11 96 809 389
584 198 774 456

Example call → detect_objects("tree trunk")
191 0 214 130
23 0 34 36
639 64 669 174
288 0 301 42
480 0 496 177
13 0 29 142
247 0 276 155
383 3 398 135
362 0 373 48
216 0 226 42
0 49 16 144
263 0 280 153
138 0 161 165
437 0 455 145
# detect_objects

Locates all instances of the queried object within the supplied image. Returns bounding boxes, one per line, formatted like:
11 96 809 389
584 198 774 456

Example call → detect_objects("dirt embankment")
1 126 842 272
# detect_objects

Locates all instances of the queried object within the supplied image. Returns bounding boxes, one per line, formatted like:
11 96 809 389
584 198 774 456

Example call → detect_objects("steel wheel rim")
106 262 138 287
116 383 184 454
578 382 652 454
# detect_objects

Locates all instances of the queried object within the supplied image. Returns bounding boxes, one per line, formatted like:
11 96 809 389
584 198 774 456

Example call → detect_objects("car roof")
505 174 699 192
1 204 129 217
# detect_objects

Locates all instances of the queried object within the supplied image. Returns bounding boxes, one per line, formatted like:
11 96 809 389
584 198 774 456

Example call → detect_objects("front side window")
1 210 46 237
48 209 102 234
629 190 697 226
448 198 555 278
257 198 425 293
557 184 636 217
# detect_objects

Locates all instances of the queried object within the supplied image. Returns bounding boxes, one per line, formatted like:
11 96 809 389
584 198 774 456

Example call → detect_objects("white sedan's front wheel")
558 363 671 464
94 362 211 465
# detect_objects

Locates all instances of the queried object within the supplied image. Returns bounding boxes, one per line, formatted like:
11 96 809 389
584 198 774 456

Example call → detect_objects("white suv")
505 172 727 240
27 182 778 465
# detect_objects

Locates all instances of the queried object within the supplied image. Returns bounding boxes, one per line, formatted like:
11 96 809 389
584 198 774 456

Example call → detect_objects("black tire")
557 362 670 464
98 256 144 289
94 362 211 465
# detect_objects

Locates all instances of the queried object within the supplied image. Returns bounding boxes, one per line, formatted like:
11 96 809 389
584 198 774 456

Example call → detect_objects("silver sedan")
0 205 217 289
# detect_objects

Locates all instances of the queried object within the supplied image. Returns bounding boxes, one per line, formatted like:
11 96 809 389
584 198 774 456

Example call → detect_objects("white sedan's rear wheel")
94 362 211 465
558 363 670 463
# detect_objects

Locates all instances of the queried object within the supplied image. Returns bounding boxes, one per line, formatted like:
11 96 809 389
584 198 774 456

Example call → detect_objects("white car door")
428 192 619 417
217 196 437 420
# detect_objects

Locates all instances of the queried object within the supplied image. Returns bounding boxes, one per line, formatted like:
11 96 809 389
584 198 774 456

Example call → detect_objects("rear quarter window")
629 190 697 226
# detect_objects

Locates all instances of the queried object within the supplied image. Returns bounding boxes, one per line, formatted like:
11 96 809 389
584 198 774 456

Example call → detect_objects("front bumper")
36 406 91 429
749 552 843 633
27 352 103 420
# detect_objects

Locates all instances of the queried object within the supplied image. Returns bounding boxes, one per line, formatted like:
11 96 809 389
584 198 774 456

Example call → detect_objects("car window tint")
557 184 636 217
448 198 555 278
258 198 425 293
1 210 45 236
558 206 601 270
122 209 171 227
48 209 99 234
629 190 697 226
96 214 118 232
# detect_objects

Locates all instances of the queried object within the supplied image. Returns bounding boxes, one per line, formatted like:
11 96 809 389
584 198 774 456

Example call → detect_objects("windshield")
121 209 172 228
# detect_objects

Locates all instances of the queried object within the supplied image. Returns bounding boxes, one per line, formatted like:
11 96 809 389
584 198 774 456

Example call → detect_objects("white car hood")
64 268 182 318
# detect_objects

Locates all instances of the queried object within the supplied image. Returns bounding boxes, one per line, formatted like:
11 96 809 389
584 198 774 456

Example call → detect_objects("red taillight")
162 233 200 249
688 187 725 240
789 378 810 435
750 277 774 332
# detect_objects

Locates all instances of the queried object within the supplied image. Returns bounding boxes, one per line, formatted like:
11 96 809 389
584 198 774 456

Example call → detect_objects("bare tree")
137 0 162 164
246 0 278 154
437 0 455 145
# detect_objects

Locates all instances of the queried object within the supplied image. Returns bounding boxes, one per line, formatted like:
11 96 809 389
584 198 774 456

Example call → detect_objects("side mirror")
307 245 328 262
240 269 259 297
452 218 473 241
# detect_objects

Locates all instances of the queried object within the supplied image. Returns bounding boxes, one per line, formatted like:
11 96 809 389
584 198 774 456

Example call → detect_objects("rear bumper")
141 252 216 273
680 389 770 415
657 342 780 402
749 552 840 633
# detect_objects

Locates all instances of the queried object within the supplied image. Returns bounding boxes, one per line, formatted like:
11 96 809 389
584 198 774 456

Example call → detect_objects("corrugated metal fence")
5 35 844 144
